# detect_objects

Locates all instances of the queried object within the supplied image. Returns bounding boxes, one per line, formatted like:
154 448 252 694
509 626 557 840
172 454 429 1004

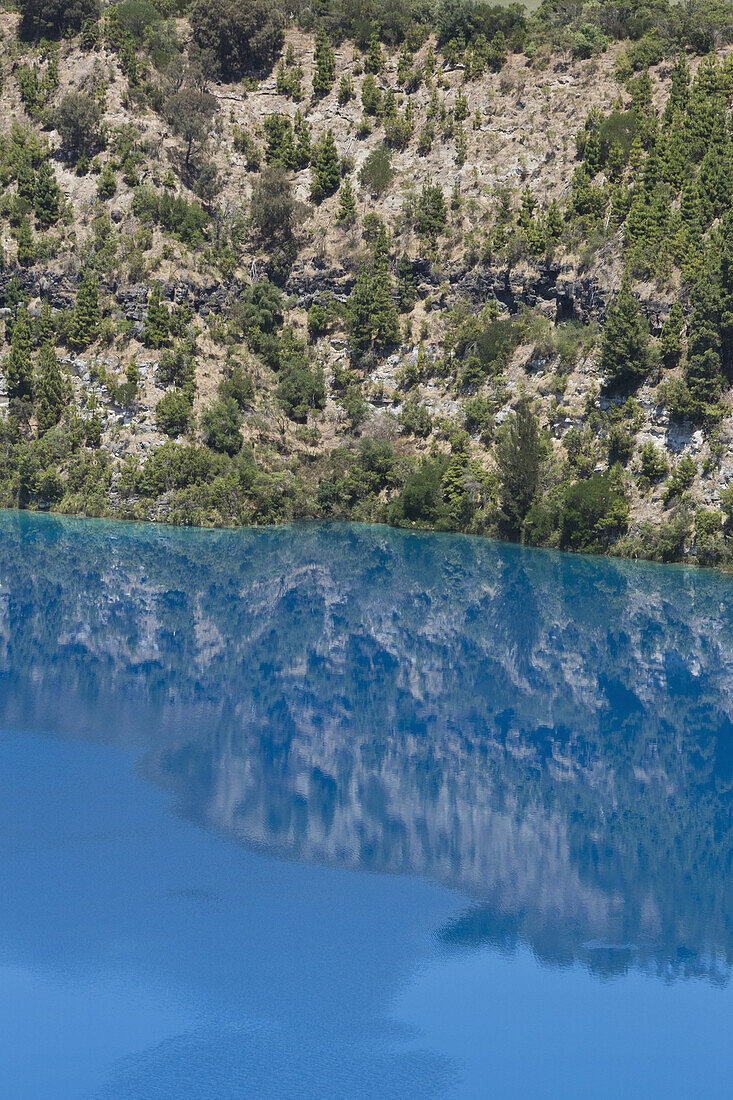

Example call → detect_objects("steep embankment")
2 4 733 563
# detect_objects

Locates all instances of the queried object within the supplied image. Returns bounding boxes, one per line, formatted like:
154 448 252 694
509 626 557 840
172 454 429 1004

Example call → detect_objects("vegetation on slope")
2 0 733 563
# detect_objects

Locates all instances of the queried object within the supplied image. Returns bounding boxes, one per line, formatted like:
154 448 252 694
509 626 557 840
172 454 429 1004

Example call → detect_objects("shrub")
190 0 284 78
388 457 447 526
398 394 432 437
561 472 629 552
358 146 394 196
218 363 254 408
636 441 669 487
156 389 192 437
201 397 243 455
55 92 101 160
17 0 100 40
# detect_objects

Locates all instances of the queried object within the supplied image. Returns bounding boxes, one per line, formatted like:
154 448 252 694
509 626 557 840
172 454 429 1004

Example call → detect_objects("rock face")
283 256 614 319
0 518 731 982
0 22 729 545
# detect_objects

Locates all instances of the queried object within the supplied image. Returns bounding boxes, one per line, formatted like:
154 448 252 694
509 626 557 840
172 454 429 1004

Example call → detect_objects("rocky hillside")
2 0 733 564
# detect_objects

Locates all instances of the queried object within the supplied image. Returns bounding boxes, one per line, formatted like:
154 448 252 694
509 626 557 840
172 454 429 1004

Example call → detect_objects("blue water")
1 513 732 1098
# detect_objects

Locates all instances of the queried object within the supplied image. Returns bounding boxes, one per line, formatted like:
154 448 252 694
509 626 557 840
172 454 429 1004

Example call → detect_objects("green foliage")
398 394 432 437
361 74 382 116
312 29 336 99
358 146 394 196
142 285 169 350
218 363 254 409
69 272 100 351
17 0 100 40
694 507 726 565
415 180 447 244
5 308 34 404
336 177 357 224
636 442 669 488
495 396 542 532
232 279 283 361
55 92 101 160
348 227 400 359
157 343 196 391
561 472 629 552
364 33 384 75
660 302 685 368
36 343 71 435
337 74 354 106
189 0 284 78
307 303 329 338
388 457 447 527
201 396 243 455
16 217 36 267
249 166 302 274
310 130 340 202
156 388 192 437
600 282 651 390
277 58 304 101
34 158 61 226
96 164 117 200
681 219 733 421
664 454 697 503
164 87 217 175
132 187 210 245
263 111 311 170
275 330 326 422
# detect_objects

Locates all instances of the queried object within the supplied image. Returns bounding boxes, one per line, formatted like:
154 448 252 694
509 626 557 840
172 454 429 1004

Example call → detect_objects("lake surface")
1 512 732 1098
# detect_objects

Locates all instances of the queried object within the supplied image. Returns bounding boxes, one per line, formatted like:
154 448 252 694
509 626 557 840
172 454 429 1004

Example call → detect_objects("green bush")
561 472 629 552
201 397 244 455
358 146 394 196
156 389 192 437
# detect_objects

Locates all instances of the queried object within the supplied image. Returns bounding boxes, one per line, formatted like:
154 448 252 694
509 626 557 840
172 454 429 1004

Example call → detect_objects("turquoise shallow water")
1 512 733 1098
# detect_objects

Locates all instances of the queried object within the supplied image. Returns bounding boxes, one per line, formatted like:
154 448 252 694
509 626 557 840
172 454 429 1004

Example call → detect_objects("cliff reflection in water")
1 513 732 983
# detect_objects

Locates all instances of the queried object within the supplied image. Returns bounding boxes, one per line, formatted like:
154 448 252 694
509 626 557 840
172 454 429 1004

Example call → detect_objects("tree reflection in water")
1 512 732 983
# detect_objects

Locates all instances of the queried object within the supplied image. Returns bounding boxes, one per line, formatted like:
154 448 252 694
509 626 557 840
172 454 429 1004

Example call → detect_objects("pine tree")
347 263 374 358
696 114 733 226
16 157 35 202
660 302 685 368
337 74 353 106
369 227 399 352
16 217 35 267
518 185 536 230
336 177 357 224
685 254 724 417
36 342 70 434
34 158 61 227
600 280 651 389
441 451 472 529
660 110 687 190
69 272 100 351
663 55 690 124
607 140 625 181
545 199 564 241
364 33 383 75
583 128 601 176
628 134 645 172
293 109 312 169
310 130 340 202
496 395 542 531
312 30 335 99
37 301 54 345
6 307 34 403
142 285 170 349
4 277 28 344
